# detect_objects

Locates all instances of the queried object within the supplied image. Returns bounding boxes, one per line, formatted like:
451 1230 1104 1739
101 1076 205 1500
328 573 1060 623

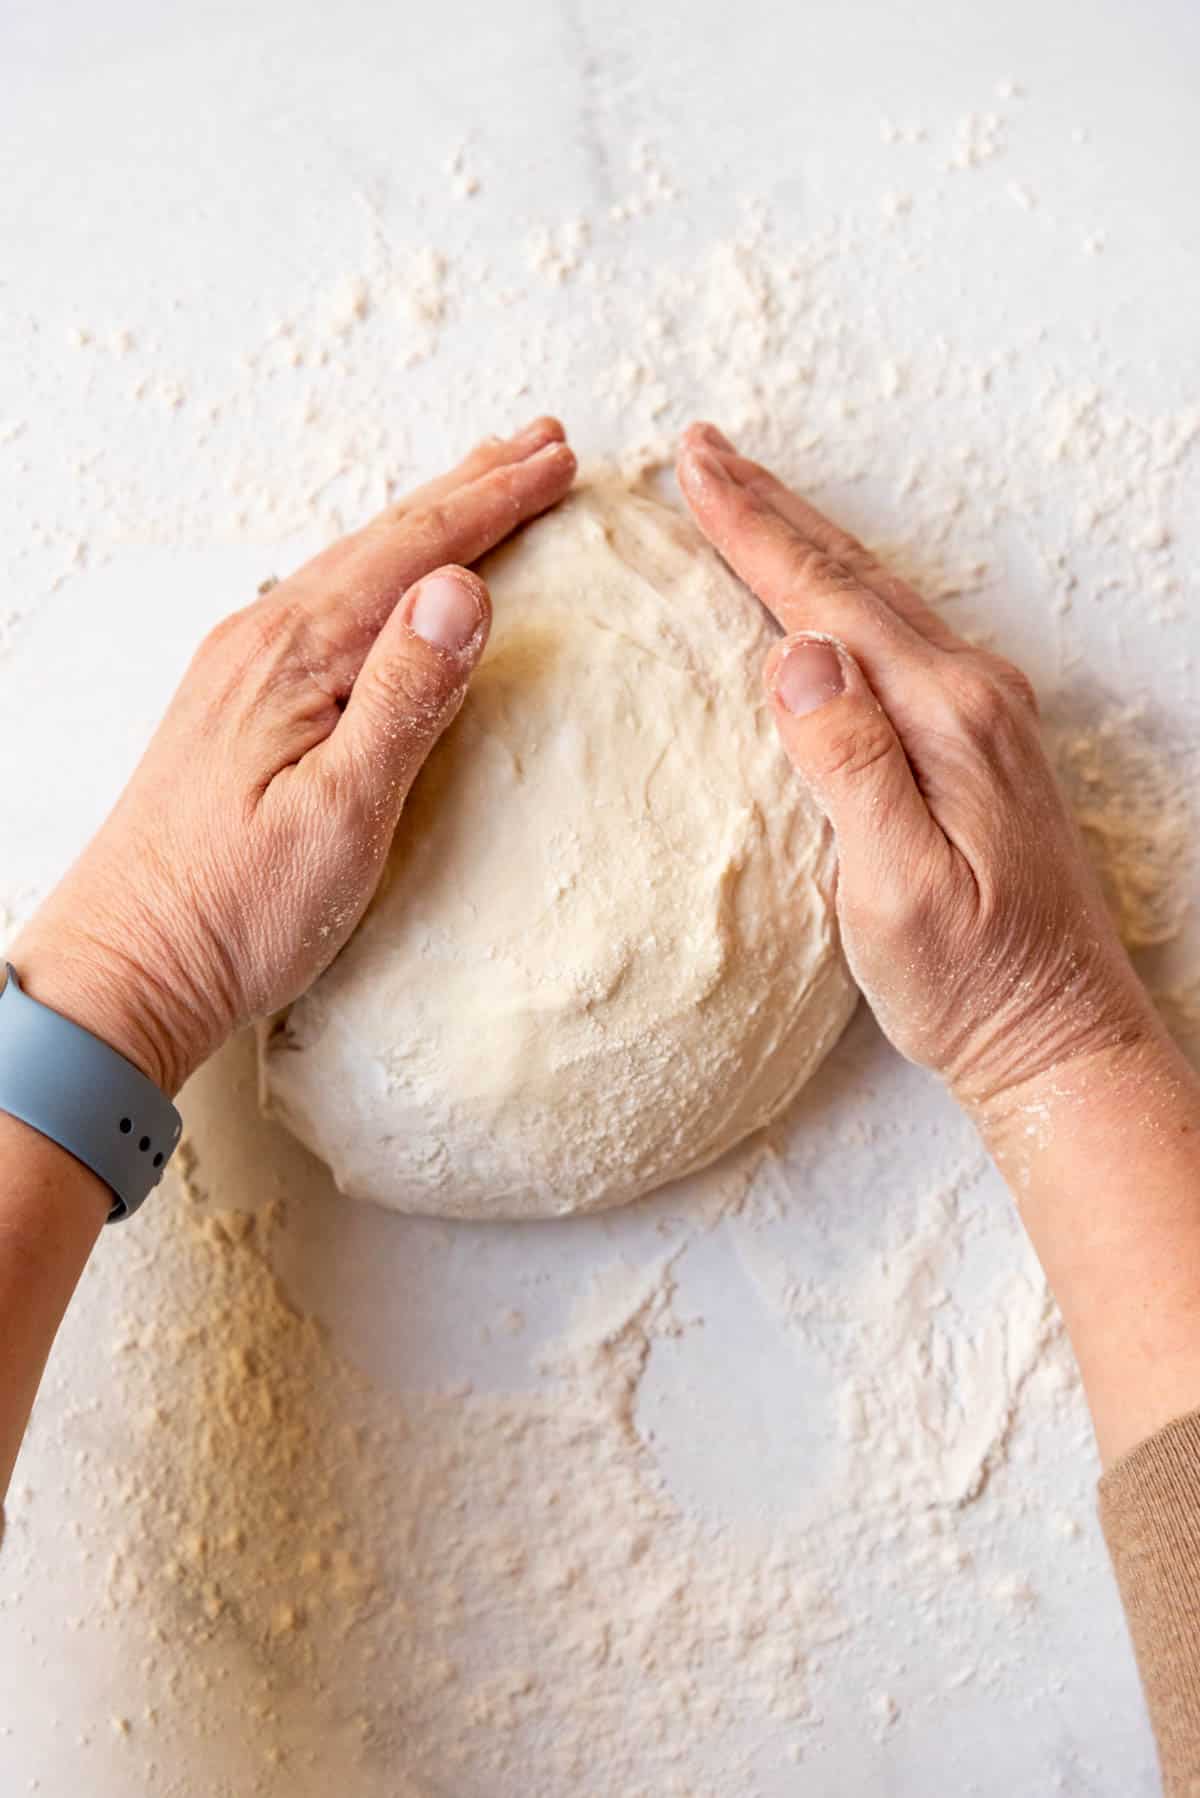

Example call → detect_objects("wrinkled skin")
13 419 576 1094
675 421 1159 1129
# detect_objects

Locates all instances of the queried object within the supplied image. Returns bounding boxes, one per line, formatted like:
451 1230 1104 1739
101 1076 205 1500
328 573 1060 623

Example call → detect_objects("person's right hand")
11 417 576 1097
676 422 1164 1131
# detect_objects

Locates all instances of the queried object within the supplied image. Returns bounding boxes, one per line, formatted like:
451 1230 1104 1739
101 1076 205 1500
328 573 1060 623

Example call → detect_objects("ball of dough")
261 474 857 1219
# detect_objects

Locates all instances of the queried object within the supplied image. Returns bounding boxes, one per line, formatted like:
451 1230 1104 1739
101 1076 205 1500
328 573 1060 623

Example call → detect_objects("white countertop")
1 2 1198 1793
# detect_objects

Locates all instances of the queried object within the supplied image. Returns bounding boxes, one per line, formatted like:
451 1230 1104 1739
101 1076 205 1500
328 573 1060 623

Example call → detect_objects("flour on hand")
261 474 857 1219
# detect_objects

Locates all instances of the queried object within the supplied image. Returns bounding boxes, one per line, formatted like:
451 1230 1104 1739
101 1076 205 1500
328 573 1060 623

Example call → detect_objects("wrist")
7 920 210 1098
943 942 1164 1142
960 1013 1185 1170
957 1010 1200 1471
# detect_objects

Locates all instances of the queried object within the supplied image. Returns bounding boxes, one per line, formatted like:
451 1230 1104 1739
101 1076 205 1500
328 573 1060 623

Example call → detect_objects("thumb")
326 564 491 818
764 632 933 860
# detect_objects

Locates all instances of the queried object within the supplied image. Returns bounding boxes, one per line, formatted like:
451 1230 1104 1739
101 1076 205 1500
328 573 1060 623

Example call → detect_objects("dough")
260 474 857 1219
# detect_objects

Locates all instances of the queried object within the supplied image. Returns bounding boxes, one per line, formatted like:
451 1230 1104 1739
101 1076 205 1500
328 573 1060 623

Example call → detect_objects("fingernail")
774 637 846 716
512 416 562 452
695 422 735 452
407 573 481 654
531 440 576 474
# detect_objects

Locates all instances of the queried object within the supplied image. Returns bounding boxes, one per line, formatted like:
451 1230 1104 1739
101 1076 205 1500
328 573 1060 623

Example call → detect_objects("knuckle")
198 604 251 658
396 494 452 545
296 758 395 864
785 538 861 599
307 740 388 836
830 533 877 583
816 713 895 784
378 493 453 541
200 599 289 670
398 498 459 564
765 505 878 597
304 751 353 817
363 646 458 730
950 653 1039 729
420 497 452 539
948 665 1014 738
991 657 1039 717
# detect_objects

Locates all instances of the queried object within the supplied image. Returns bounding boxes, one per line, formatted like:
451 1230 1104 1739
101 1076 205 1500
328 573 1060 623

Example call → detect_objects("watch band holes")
119 1117 132 1134
138 1135 151 1152
153 1152 164 1167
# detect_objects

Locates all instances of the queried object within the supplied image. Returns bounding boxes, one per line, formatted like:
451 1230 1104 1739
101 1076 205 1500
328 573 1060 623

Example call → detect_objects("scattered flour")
1051 705 1195 950
1 69 1196 1798
17 1142 840 1793
4 85 1196 651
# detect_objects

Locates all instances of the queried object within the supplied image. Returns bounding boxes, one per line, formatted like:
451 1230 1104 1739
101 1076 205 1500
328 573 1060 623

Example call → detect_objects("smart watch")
0 964 182 1222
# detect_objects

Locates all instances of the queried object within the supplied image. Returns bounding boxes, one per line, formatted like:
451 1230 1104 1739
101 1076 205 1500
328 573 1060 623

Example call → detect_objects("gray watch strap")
0 964 182 1222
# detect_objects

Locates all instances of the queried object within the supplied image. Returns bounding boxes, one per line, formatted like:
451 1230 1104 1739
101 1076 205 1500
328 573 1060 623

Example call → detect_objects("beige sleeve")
1099 1410 1200 1797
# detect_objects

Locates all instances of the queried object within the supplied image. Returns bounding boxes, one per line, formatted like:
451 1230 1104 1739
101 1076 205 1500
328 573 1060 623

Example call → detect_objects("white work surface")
2 2 1199 1794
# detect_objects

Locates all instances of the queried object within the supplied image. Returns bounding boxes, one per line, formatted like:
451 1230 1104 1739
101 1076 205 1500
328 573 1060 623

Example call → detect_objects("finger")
318 565 491 822
361 437 576 567
677 443 952 736
683 423 961 650
281 420 566 594
764 632 943 887
682 420 736 454
390 416 566 519
281 439 575 697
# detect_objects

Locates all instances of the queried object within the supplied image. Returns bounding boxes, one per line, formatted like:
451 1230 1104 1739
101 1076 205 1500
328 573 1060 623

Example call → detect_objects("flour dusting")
1 60 1195 1798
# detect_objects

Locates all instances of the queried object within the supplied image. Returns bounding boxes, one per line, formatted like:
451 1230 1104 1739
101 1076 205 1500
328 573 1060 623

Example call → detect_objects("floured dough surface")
261 474 857 1219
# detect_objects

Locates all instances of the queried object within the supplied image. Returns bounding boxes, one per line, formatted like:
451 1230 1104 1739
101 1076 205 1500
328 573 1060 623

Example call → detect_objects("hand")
12 418 576 1094
676 422 1161 1127
675 421 1200 1475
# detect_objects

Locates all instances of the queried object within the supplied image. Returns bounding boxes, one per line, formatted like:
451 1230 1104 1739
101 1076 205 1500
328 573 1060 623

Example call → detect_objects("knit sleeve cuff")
1099 1408 1200 1795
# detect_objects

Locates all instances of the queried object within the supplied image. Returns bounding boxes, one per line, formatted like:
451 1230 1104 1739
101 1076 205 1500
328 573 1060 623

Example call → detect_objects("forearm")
974 1027 1200 1467
0 1112 109 1501
0 420 575 1515
0 935 188 1505
676 425 1200 1784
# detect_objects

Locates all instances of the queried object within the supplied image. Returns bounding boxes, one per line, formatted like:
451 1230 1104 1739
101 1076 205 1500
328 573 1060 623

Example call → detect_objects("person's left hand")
673 419 1158 1125
12 417 576 1095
